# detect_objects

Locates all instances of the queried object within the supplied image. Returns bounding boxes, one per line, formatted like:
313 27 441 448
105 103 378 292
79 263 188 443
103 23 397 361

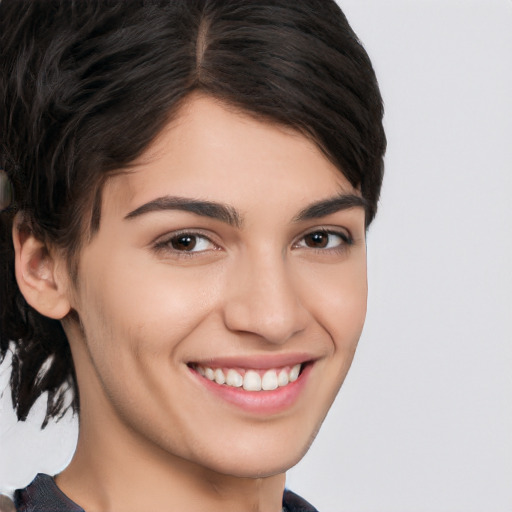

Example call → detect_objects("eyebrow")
293 193 367 222
124 193 366 227
124 196 242 228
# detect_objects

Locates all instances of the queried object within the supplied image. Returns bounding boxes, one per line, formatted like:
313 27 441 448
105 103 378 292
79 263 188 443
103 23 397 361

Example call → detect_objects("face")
65 95 368 478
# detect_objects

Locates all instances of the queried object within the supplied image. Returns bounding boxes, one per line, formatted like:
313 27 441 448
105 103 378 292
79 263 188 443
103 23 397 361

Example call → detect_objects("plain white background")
1 1 511 511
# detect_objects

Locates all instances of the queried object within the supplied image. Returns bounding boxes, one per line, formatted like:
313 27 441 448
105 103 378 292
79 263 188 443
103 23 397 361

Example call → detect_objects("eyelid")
296 225 352 241
152 229 221 254
292 226 353 250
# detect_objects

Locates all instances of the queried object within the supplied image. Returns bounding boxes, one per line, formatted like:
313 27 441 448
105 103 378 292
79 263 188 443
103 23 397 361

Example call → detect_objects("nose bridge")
223 246 307 344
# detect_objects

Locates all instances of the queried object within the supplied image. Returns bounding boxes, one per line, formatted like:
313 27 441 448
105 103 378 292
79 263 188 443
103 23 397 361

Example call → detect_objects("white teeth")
289 364 301 382
214 368 226 385
277 368 289 387
226 369 243 387
197 363 303 391
243 370 262 391
261 369 278 391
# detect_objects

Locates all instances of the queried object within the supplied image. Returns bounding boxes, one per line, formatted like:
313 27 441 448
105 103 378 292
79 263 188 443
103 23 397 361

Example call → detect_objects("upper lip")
189 353 316 370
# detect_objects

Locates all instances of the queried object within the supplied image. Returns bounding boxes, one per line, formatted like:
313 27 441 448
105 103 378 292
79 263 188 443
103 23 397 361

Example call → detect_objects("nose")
222 249 308 345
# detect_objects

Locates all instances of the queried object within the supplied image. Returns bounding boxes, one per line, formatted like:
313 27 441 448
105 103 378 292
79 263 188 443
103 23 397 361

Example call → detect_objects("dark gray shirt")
14 474 318 512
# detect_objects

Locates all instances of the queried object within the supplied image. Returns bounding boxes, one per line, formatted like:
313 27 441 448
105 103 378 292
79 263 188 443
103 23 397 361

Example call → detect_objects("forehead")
102 94 358 218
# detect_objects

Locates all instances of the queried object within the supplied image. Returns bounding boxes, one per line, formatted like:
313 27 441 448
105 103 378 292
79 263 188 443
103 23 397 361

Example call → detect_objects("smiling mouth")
190 363 304 392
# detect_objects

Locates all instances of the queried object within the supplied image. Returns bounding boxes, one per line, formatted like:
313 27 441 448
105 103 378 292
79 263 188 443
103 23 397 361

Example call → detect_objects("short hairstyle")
0 0 386 426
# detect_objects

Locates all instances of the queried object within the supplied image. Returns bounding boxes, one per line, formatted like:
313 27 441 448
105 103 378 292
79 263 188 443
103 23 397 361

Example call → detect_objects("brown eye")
296 230 351 251
170 235 197 251
153 232 217 255
304 231 329 248
156 233 217 254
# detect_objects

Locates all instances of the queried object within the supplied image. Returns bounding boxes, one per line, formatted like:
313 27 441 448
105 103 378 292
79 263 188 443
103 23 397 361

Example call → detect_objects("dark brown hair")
0 0 386 427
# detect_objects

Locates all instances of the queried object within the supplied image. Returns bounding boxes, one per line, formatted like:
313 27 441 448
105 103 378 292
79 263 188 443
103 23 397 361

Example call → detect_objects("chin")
210 450 306 479
184 423 320 480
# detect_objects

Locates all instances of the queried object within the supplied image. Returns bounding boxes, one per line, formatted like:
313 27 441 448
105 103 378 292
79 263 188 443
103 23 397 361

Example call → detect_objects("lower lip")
189 364 312 415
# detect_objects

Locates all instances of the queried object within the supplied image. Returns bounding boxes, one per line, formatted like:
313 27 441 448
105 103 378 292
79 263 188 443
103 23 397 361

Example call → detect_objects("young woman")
0 1 385 510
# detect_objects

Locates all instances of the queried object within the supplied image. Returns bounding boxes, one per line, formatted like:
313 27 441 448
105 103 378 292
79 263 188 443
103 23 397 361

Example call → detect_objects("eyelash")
152 228 353 257
152 229 219 257
293 228 353 253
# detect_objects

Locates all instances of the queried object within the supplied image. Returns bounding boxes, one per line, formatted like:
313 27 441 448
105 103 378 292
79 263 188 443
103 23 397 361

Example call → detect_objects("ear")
12 217 72 320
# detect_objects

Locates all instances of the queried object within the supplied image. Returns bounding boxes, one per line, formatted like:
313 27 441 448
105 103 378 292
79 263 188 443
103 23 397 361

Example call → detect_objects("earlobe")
12 218 72 320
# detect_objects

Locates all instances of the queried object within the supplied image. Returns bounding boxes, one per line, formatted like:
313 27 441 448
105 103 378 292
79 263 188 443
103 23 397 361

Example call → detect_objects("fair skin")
14 95 368 512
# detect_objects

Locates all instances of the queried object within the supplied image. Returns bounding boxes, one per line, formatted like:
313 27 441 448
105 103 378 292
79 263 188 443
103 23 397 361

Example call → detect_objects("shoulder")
13 474 84 512
283 488 319 512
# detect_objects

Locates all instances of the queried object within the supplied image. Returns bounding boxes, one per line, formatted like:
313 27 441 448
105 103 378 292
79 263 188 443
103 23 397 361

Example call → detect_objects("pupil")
306 232 328 248
172 235 196 251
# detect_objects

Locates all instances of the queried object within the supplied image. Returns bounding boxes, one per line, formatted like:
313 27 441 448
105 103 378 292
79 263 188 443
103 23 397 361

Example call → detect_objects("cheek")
76 255 223 370
73 260 223 429
300 255 368 352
